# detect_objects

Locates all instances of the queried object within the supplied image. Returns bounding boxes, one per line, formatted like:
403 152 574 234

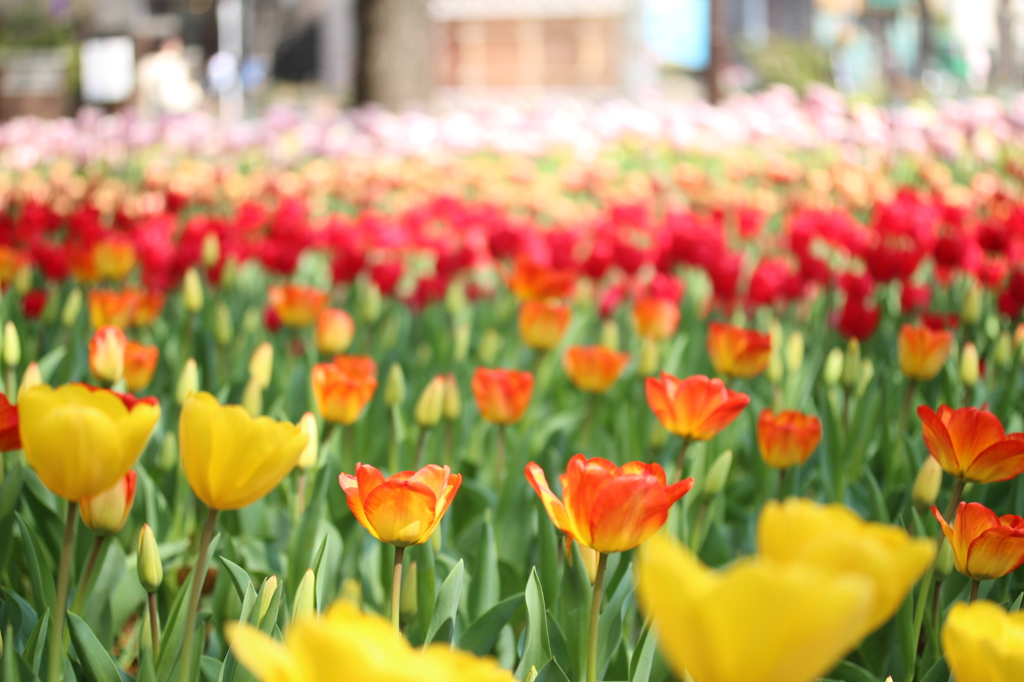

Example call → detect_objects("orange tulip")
93 236 137 281
508 257 575 301
268 284 329 327
69 243 100 283
89 289 139 329
757 409 823 469
918 405 1024 483
706 322 772 379
316 308 356 355
0 245 28 284
333 354 378 379
645 372 750 441
80 470 136 537
131 290 166 327
932 502 1024 581
311 360 377 425
633 297 680 341
125 342 160 392
526 455 694 553
898 324 953 381
471 368 534 425
518 301 571 351
339 463 461 546
563 345 630 394
89 325 127 384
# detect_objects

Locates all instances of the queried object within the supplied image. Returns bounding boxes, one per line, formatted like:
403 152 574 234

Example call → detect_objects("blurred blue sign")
642 0 710 70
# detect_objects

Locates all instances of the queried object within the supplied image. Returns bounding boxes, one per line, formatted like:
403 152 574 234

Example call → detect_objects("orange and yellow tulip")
633 297 680 341
932 502 1024 581
0 245 29 284
518 301 571 351
918 405 1024 483
706 322 772 379
898 324 953 381
93 236 137 281
508 257 575 301
80 470 136 537
89 325 127 384
268 284 329 327
125 341 160 392
131 290 166 327
316 308 356 355
526 455 693 554
645 372 750 441
311 360 378 425
89 289 138 329
471 368 534 425
563 345 630 393
757 409 822 469
340 463 461 546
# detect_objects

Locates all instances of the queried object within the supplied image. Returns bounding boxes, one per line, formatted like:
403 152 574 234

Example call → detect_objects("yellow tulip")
757 498 935 634
942 600 1024 682
636 535 874 682
227 599 513 682
18 384 160 501
179 392 307 511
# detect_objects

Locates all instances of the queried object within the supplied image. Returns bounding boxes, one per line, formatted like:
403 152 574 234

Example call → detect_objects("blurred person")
136 38 204 117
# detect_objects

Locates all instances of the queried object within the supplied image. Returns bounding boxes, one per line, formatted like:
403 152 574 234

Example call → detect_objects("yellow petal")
226 622 296 682
942 601 1024 682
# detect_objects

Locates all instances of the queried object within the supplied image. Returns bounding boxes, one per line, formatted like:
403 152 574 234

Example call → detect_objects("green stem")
178 509 218 682
342 424 355 474
69 536 105 615
6 367 17 402
671 438 691 484
777 468 787 501
148 592 161 659
586 553 609 682
47 502 78 682
970 579 980 603
444 420 455 469
495 425 507 493
296 472 307 518
414 428 429 469
945 478 966 523
390 545 405 630
388 409 399 473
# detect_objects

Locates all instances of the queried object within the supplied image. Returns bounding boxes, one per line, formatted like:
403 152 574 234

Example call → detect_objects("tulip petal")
23 406 124 501
525 462 572 536
362 480 437 546
964 524 1024 580
966 437 1024 483
919 405 959 473
586 476 683 553
227 623 295 680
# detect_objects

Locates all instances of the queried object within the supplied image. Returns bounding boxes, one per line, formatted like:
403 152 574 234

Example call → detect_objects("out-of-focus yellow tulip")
942 600 1024 682
179 392 307 511
19 384 160 501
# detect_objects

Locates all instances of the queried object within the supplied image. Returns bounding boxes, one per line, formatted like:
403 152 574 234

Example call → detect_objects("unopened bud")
638 338 659 377
785 332 804 373
257 576 278 624
18 362 41 401
961 281 983 326
2 322 19 367
936 539 954 577
249 342 274 389
183 267 204 313
176 358 199 405
443 374 461 420
768 319 783 351
767 351 784 384
841 339 861 388
62 288 83 327
291 569 316 623
524 667 539 682
478 329 502 365
201 233 221 268
822 348 844 386
316 309 355 356
415 376 446 427
856 358 874 397
160 432 178 470
453 323 471 362
13 267 30 295
994 330 1014 369
214 302 234 347
89 325 126 383
960 342 980 387
384 363 406 406
359 282 382 323
600 319 620 351
400 561 418 616
297 412 319 470
242 375 263 417
81 471 136 537
912 457 943 509
703 450 733 497
445 281 467 316
137 524 163 593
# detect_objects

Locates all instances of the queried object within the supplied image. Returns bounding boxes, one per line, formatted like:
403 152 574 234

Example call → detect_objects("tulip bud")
249 342 274 389
297 412 319 470
62 288 83 327
214 302 234 347
703 450 733 497
649 421 669 449
89 325 127 383
600 319 620 351
291 568 316 623
767 319 783 351
219 258 238 289
384 363 406 406
160 432 178 470
785 332 804 373
400 560 418 617
524 667 539 682
478 329 502 365
257 575 278 624
242 307 262 334
567 540 599 585
856 358 874 397
176 358 199 405
841 339 861 388
994 330 1014 369
18 362 41 401
415 376 446 427
767 351 784 384
911 457 943 509
453 323 471 362
960 342 980 387
183 267 204 313
822 348 844 386
341 578 362 607
936 539 954 577
638 338 659 377
81 471 136 537
201 233 221 268
2 322 19 368
13 267 30 295
315 309 355 356
436 377 458 424
242 375 263 416
359 282 382 323
137 523 163 593
445 281 467 316
961 281 983 326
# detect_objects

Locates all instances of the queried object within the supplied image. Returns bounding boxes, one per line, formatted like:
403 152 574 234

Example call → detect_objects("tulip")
89 289 137 328
756 409 822 469
758 498 935 633
822 347 844 385
176 358 199 405
633 296 680 341
509 257 575 301
961 280 983 326
89 325 127 384
268 284 329 327
518 301 571 351
918 405 1024 483
296 412 319 470
291 568 316 624
359 281 383 323
841 338 861 388
932 502 1024 583
785 331 805 373
213 302 234 347
316 308 355 355
80 470 136 537
960 341 980 387
384 363 406 406
638 338 659 377
93 237 136 281
415 376 446 428
703 449 733 497
442 374 460 420
257 576 278 624
0 393 20 452
898 324 953 381
637 534 875 682
911 456 943 509
137 523 163 593
3 321 20 368
600 319 620 351
249 342 274 390
994 330 1013 369
563 346 630 394
706 322 772 379
311 361 378 426
62 287 83 327
242 376 263 416
227 600 514 682
132 290 166 328
471 368 533 425
645 373 750 441
201 233 221 267
125 342 160 392
183 267 205 313
942 600 1024 682
18 362 41 402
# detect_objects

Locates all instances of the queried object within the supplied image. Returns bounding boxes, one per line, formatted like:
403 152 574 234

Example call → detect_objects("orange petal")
918 406 959 474
965 527 1024 580
525 462 572 536
361 480 437 546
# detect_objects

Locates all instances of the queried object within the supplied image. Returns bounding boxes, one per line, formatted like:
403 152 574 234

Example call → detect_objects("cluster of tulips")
4 109 1024 682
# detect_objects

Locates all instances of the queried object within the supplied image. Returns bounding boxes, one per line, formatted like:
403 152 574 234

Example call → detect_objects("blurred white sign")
80 37 135 104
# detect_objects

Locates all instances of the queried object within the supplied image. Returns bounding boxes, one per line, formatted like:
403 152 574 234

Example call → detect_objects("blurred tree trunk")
915 0 932 76
994 0 1017 90
707 0 726 103
355 0 432 108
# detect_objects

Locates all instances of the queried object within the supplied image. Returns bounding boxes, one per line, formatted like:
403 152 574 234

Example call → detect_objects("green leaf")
158 533 221 680
896 591 916 682
460 593 524 656
288 465 330 594
919 657 949 682
598 565 634 678
67 611 124 682
200 655 221 682
832 660 880 682
533 658 571 682
3 625 22 682
14 513 56 613
22 609 48 673
0 459 23 521
628 619 657 682
1011 592 1023 613
219 557 253 601
469 514 500 621
310 534 330 613
36 347 67 382
537 503 562 610
424 559 464 646
513 568 551 681
415 540 437 639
